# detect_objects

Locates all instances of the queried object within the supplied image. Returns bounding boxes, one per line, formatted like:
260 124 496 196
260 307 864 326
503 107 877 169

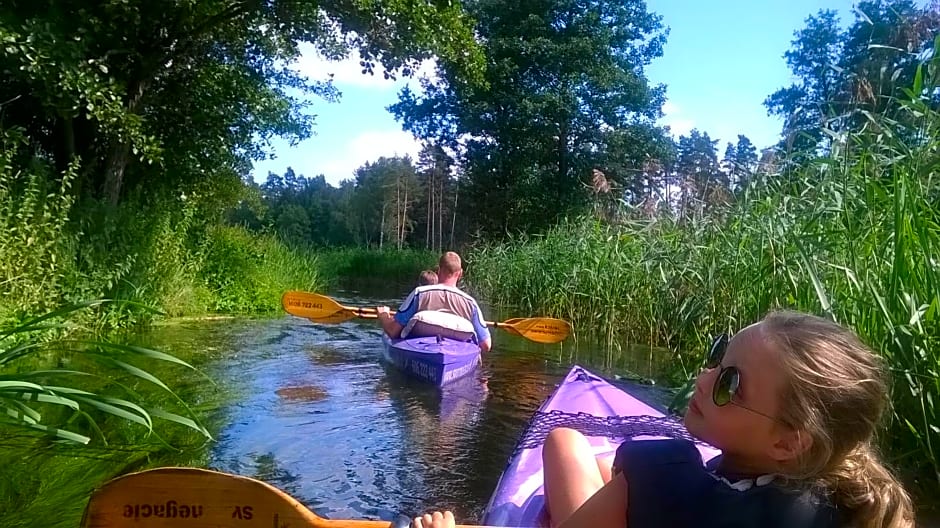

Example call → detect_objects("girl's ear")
769 428 813 463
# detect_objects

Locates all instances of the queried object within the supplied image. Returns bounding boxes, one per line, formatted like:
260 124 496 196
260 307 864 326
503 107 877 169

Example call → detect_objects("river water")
129 290 673 525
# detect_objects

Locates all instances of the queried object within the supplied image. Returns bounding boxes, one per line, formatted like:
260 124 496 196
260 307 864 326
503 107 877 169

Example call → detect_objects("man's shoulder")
415 284 468 295
414 284 481 304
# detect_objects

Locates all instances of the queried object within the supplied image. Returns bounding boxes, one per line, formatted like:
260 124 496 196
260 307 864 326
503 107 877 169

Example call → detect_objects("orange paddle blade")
498 318 524 337
81 467 495 528
308 310 379 324
495 317 571 344
283 291 380 322
282 291 347 319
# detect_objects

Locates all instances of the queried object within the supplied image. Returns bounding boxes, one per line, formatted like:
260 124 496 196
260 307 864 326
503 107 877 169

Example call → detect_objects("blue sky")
252 0 864 186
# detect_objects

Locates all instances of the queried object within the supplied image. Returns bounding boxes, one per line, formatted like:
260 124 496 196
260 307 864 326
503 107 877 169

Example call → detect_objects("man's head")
437 252 463 285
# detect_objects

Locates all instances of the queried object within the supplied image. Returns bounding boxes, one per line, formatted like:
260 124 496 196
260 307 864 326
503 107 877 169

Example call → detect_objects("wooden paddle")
80 467 495 528
282 291 571 344
497 318 524 337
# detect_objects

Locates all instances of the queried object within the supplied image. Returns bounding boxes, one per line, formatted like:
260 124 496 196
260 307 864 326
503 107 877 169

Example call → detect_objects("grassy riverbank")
467 109 940 494
0 170 435 325
0 313 230 528
0 167 323 326
316 248 438 288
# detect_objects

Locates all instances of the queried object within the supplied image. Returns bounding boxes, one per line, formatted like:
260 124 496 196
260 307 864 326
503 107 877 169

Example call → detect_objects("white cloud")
659 100 695 137
292 43 438 89
319 130 424 183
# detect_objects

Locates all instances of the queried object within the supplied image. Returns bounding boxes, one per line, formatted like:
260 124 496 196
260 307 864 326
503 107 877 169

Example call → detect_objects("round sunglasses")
706 334 780 422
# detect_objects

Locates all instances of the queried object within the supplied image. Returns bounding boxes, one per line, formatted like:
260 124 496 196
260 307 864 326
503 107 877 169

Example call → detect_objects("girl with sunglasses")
412 311 914 528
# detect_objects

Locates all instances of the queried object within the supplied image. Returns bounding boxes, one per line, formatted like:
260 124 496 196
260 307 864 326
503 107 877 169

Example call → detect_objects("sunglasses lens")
706 334 727 368
713 367 739 407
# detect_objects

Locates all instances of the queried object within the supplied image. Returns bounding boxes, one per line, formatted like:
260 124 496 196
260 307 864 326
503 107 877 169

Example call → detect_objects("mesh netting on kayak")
513 410 708 455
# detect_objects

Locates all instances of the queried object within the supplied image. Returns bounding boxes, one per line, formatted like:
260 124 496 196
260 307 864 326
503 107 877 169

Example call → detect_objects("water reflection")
134 294 680 524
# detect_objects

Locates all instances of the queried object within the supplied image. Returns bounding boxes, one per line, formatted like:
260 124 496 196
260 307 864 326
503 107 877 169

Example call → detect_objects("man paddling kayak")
377 251 492 353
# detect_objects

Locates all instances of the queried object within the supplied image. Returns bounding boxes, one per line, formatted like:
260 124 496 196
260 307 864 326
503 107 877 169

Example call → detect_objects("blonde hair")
418 269 438 286
762 311 914 528
438 252 462 278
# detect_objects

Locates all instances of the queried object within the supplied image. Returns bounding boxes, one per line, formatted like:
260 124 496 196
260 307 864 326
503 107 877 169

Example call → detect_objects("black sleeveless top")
613 439 843 528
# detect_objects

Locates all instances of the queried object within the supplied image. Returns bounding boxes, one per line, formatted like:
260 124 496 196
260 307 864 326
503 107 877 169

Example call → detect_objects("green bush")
199 225 319 313
316 247 438 285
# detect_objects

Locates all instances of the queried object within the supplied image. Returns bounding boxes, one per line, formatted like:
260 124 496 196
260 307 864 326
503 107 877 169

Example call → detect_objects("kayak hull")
381 335 481 387
482 365 721 527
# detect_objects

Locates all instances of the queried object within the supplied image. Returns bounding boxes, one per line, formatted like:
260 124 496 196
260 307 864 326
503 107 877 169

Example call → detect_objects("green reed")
0 302 220 528
468 63 940 490
315 248 438 286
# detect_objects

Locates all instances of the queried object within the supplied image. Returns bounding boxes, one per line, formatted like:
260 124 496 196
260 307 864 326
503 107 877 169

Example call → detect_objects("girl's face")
683 322 801 472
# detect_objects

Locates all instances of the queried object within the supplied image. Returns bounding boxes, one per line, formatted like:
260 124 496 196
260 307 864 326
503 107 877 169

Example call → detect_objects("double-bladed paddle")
281 291 571 344
80 467 496 528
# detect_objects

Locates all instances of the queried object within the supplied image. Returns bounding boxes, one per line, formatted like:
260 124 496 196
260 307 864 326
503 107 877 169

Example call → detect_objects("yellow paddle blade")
498 318 524 337
81 467 324 528
81 467 494 528
282 291 381 322
503 317 571 344
308 310 357 324
281 291 346 319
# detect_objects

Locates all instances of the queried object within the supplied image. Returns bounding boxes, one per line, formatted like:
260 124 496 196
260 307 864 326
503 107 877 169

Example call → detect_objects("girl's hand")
412 511 455 528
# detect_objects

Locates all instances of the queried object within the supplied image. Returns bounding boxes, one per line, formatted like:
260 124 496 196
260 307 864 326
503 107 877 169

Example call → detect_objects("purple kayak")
482 365 721 527
381 335 481 387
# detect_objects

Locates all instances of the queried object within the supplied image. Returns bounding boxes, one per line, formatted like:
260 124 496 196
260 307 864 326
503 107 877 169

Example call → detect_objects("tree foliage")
764 0 940 153
391 0 672 235
0 0 484 206
239 154 465 250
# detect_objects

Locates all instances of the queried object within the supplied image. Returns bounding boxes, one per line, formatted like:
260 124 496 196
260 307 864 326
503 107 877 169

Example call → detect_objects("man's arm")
377 306 404 338
378 289 420 339
470 301 493 353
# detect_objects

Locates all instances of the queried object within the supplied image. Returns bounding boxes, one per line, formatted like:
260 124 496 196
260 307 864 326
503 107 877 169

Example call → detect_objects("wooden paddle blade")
507 317 572 344
282 291 345 319
308 310 358 324
498 318 524 337
80 467 343 528
81 467 496 528
309 311 380 324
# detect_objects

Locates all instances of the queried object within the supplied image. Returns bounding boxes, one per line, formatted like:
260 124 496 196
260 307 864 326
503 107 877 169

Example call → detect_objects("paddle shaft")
286 294 525 328
282 291 571 344
345 306 526 329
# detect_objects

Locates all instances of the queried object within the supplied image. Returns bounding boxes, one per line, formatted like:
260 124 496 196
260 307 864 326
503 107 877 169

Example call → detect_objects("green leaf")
71 395 153 431
149 408 213 439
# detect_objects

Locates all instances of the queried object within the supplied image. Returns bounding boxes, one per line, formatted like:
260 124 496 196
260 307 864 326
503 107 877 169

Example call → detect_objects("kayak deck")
482 365 721 527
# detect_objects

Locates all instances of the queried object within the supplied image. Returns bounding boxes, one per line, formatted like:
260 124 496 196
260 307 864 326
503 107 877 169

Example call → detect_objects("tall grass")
0 303 223 528
0 129 323 323
316 247 438 286
468 61 940 490
0 127 78 320
199 225 321 313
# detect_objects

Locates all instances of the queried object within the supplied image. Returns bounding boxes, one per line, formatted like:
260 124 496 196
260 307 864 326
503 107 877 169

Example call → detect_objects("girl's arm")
557 473 628 528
